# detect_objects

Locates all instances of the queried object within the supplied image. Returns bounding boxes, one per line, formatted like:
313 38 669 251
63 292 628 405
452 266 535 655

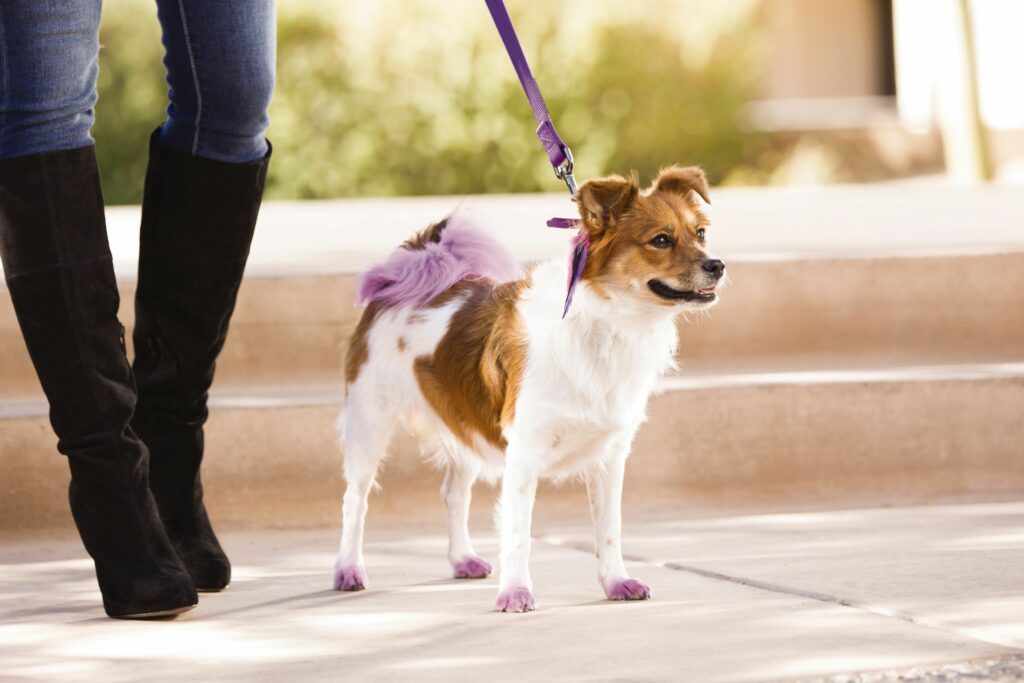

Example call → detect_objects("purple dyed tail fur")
356 213 521 307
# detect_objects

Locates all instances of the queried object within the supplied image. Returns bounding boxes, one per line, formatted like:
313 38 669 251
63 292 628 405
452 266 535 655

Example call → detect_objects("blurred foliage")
93 3 166 205
95 0 768 204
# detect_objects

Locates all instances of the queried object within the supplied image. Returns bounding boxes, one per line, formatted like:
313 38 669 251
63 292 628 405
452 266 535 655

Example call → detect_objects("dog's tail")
356 212 521 307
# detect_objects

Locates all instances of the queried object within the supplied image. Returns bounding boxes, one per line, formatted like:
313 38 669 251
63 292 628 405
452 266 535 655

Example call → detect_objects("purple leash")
484 0 587 317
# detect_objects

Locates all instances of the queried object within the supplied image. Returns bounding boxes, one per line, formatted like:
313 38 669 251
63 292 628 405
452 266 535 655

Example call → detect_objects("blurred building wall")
749 0 1024 181
893 0 1024 178
894 0 1024 131
760 0 891 100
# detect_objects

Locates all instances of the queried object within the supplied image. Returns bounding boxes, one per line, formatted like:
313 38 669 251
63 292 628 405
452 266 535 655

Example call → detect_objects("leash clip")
554 145 577 196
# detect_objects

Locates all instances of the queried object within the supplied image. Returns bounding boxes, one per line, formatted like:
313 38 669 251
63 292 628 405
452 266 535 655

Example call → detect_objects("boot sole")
196 586 228 593
112 603 197 620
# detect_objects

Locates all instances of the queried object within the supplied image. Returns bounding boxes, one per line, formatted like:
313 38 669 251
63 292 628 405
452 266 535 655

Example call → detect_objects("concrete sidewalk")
2 502 1022 682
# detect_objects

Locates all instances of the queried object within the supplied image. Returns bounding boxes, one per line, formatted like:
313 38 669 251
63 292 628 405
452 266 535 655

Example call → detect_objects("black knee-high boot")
0 146 198 619
131 130 270 591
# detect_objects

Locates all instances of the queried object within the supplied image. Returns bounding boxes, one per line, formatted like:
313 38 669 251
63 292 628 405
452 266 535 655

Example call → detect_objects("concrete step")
4 362 1022 538
5 184 1024 401
3 252 1023 400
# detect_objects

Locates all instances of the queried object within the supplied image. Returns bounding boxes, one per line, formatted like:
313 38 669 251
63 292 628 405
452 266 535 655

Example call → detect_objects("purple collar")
547 217 588 317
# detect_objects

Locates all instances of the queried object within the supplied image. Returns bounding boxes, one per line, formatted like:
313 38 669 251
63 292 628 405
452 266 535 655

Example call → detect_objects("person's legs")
133 0 275 590
0 0 98 157
0 1 197 619
155 0 275 163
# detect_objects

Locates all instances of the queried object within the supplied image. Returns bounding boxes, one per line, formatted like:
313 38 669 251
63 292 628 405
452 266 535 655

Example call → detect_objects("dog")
333 166 724 612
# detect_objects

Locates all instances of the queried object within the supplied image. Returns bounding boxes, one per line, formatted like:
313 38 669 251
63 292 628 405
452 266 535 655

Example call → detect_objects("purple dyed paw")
606 578 652 601
333 564 367 591
494 586 536 613
453 555 492 579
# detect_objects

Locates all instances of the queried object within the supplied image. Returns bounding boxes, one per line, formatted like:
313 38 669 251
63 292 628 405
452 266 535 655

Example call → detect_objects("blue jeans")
0 0 275 163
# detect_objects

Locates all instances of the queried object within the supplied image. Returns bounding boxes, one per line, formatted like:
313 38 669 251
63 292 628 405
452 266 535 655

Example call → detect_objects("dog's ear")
652 166 710 205
574 173 640 234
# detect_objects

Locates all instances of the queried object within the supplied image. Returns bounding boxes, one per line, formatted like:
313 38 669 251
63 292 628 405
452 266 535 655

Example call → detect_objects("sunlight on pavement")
51 623 324 662
390 656 500 671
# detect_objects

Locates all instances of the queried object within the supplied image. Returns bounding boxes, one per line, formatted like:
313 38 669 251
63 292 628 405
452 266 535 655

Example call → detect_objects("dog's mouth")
647 279 717 303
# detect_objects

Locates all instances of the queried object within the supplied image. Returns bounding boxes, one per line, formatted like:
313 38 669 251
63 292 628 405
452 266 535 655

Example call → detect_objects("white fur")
334 255 698 611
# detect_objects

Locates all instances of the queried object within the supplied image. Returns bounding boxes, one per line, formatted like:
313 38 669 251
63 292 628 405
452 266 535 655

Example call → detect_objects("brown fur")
402 217 448 250
574 166 712 306
414 279 527 450
345 301 383 386
651 165 710 204
425 280 477 310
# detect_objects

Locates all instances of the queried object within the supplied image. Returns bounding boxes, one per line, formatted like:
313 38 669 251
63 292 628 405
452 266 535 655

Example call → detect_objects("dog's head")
574 166 724 312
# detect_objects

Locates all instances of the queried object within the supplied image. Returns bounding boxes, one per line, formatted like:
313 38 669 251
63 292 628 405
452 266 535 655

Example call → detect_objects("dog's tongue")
698 286 717 294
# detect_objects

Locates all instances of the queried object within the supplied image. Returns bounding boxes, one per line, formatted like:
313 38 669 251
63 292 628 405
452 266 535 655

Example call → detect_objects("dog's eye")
696 228 706 241
649 234 674 249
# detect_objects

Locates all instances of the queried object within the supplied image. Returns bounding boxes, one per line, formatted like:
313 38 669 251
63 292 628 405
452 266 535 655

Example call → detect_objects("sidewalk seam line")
535 534 1024 653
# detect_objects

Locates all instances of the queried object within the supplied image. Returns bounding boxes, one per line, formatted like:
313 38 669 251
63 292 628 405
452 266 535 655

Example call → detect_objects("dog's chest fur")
511 261 678 475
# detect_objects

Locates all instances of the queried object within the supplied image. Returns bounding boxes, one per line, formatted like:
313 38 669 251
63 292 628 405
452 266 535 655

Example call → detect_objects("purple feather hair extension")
356 213 522 307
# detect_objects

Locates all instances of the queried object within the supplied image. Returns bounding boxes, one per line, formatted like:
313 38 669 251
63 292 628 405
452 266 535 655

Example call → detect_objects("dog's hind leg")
333 388 394 591
441 459 491 579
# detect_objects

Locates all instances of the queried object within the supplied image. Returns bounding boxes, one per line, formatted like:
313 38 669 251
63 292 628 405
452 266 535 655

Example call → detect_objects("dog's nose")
702 259 725 279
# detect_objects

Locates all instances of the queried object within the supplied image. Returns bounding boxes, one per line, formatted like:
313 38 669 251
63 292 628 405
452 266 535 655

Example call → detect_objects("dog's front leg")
586 451 651 601
494 443 538 612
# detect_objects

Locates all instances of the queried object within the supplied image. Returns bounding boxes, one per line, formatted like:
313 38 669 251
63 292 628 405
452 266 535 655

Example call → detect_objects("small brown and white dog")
333 166 724 612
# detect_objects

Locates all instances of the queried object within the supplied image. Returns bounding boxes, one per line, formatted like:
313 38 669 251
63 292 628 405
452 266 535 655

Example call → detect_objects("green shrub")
94 0 766 203
93 0 165 205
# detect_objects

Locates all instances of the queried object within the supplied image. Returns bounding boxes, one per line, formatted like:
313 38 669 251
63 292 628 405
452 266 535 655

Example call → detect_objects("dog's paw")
333 564 367 591
605 578 652 601
494 586 536 613
452 555 492 579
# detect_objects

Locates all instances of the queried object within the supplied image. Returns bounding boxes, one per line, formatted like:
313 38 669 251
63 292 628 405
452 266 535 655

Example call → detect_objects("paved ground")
2 501 1022 682
798 654 1024 683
